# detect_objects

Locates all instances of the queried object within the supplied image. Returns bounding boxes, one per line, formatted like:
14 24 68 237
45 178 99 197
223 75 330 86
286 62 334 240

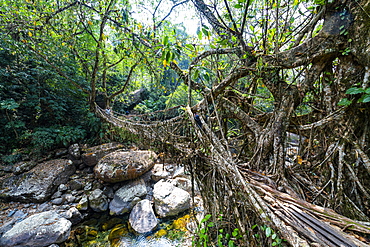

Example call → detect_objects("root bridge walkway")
96 104 370 247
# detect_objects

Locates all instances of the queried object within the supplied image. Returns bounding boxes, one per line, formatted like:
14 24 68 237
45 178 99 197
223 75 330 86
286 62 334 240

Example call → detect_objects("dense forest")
1 0 370 246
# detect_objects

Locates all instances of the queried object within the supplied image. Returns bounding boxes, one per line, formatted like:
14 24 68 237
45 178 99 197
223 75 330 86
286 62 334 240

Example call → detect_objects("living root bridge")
96 104 370 246
246 169 370 246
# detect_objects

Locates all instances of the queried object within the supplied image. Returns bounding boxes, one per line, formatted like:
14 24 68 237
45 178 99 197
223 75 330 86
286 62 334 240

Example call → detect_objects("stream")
61 211 195 247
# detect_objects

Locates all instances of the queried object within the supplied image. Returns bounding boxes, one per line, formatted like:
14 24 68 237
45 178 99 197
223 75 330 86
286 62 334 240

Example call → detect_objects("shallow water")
62 212 193 247
118 235 179 247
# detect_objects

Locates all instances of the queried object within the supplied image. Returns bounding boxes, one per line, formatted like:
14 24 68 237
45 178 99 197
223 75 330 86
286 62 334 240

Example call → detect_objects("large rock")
129 199 158 234
0 159 75 202
125 88 148 111
153 180 191 218
109 179 147 215
12 160 37 175
0 211 71 247
94 150 157 183
89 189 109 212
81 142 125 167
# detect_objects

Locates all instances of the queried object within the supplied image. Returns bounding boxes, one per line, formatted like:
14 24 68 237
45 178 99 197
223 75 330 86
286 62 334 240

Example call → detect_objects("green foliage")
0 37 100 154
338 87 370 106
1 153 23 165
340 47 351 55
84 112 104 141
160 29 185 67
0 0 196 154
135 96 167 113
193 214 213 247
252 225 284 247
313 0 326 5
253 84 274 113
28 126 86 153
0 99 19 110
165 83 201 108
192 214 243 247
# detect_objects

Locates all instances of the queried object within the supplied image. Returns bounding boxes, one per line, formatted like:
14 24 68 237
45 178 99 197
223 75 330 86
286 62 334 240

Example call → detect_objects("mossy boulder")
81 142 125 167
94 151 157 183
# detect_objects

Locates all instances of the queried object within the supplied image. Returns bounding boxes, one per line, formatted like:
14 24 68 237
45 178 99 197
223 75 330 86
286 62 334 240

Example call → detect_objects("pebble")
84 182 92 191
7 209 17 217
38 202 51 211
58 184 68 192
64 194 76 203
12 210 26 218
51 198 64 205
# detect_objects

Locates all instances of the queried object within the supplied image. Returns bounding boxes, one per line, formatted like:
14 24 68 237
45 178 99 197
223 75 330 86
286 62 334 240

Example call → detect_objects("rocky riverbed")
0 142 203 247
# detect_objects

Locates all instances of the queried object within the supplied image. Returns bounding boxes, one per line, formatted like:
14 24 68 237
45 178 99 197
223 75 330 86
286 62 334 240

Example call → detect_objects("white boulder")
153 180 191 218
129 199 158 234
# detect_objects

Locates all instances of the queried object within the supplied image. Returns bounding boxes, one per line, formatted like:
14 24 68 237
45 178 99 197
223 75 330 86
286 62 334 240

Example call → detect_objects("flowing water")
61 212 194 247
117 234 180 247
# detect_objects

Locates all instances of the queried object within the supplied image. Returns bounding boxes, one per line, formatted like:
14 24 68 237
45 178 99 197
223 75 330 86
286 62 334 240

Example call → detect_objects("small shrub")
29 125 86 153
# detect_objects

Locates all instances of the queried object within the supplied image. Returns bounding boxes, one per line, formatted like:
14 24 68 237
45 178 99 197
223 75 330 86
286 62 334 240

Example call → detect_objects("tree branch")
109 62 138 100
220 97 262 137
156 0 190 30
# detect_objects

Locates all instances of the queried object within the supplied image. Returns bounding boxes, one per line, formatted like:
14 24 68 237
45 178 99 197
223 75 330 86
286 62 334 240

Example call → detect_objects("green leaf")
0 99 19 110
185 44 195 50
228 240 235 247
193 69 200 80
314 0 325 4
166 51 171 61
234 4 243 8
204 73 210 82
197 30 203 40
265 227 272 237
365 88 370 94
162 36 169 45
202 27 209 37
338 98 352 106
359 94 370 103
202 214 212 222
161 51 166 60
346 87 365 94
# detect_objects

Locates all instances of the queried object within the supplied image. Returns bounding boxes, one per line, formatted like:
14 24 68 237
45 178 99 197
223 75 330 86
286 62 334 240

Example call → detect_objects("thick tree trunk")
184 0 370 245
